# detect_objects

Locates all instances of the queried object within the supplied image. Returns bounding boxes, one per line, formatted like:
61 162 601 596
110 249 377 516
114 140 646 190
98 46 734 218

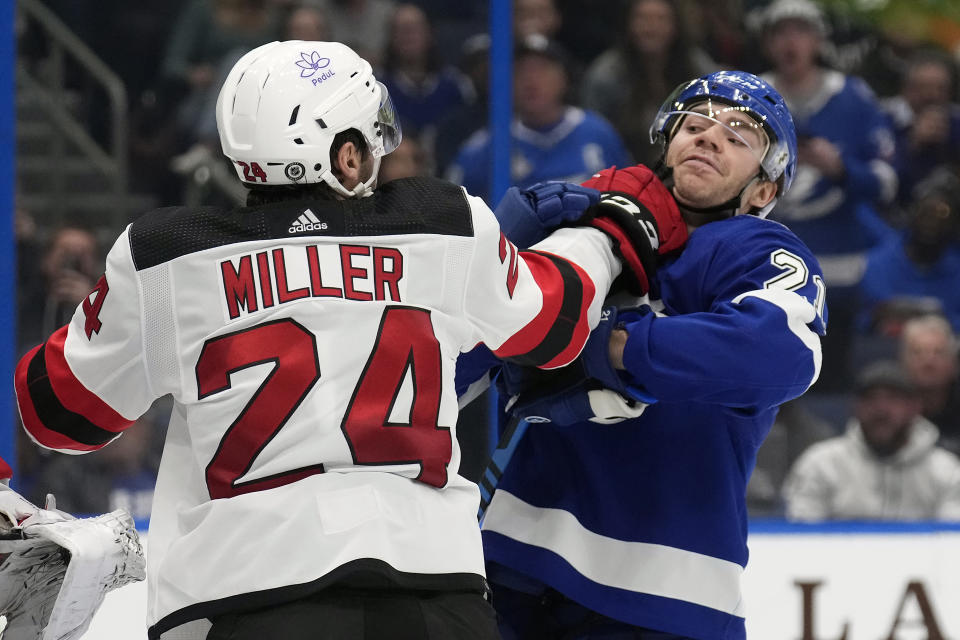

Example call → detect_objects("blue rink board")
749 518 960 535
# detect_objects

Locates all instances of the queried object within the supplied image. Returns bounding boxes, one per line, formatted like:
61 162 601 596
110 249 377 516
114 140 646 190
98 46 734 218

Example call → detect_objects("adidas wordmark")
289 208 329 233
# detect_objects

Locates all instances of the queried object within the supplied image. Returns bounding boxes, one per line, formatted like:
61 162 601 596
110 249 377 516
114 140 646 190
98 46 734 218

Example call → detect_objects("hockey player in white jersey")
12 40 658 640
465 71 827 639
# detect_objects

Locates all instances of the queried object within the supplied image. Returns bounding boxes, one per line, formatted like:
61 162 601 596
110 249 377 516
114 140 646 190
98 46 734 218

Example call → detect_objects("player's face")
665 104 775 211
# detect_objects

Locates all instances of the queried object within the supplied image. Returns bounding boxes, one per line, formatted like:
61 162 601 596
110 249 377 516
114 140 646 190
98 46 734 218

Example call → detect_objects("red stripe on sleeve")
44 326 133 433
538 256 595 369
492 253 563 359
492 251 596 368
15 343 104 451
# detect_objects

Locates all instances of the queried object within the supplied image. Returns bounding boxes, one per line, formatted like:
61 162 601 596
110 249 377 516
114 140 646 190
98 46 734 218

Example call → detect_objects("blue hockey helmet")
650 70 798 196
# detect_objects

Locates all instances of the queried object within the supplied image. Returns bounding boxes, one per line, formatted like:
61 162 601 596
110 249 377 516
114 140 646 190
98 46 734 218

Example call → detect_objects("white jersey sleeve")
459 192 620 369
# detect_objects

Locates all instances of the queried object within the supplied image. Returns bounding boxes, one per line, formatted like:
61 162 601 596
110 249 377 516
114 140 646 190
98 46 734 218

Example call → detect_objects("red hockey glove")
580 165 688 296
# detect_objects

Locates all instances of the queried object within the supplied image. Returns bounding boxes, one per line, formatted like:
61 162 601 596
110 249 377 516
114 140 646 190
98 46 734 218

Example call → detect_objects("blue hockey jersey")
762 70 896 288
445 107 631 203
475 215 826 640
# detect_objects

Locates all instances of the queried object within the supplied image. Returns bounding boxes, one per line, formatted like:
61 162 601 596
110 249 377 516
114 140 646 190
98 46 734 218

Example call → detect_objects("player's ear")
333 142 363 185
743 179 777 211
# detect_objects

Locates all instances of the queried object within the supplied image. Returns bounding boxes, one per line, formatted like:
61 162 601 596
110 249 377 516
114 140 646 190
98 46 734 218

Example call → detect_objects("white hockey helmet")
216 40 402 197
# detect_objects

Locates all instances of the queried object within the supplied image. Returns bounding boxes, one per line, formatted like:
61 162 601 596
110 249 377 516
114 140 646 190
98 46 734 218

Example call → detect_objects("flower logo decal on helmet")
218 41 400 196
296 51 331 78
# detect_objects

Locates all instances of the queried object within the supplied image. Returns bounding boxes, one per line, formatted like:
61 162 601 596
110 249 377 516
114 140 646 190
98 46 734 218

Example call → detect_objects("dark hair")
245 129 370 206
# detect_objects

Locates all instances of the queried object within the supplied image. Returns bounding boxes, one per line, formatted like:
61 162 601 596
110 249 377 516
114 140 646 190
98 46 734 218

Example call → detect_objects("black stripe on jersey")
147 558 488 639
129 177 474 271
25 345 117 446
509 250 585 368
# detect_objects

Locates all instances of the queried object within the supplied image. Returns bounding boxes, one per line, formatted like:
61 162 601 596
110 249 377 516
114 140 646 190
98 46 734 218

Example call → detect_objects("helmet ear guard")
649 70 798 218
216 40 402 198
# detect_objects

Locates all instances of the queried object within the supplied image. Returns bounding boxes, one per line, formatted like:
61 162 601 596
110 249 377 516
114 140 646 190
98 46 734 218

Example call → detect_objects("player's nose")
693 126 722 151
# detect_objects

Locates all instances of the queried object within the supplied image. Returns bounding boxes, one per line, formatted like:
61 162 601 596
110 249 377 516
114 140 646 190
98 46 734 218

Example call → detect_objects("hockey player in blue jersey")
460 71 827 639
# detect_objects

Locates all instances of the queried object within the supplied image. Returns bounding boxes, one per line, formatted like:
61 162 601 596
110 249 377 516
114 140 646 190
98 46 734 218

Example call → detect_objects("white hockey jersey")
15 177 620 638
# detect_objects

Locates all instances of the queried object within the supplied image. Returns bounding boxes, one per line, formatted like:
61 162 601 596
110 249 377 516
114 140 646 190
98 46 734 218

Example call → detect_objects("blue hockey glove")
506 381 652 426
494 182 600 248
497 305 656 426
576 305 656 401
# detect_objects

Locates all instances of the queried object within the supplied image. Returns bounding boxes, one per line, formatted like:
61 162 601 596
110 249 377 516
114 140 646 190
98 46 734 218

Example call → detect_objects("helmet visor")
375 82 402 156
666 105 770 165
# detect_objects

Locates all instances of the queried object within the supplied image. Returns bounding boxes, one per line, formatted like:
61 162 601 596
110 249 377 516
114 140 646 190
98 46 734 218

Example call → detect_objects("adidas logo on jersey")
289 209 328 233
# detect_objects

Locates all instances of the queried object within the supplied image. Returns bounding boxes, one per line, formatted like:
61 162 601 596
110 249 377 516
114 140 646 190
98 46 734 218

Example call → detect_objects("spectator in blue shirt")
446 34 631 202
859 169 960 335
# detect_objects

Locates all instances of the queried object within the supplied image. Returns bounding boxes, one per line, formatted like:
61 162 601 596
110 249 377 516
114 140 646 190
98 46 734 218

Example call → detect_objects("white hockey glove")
0 485 145 640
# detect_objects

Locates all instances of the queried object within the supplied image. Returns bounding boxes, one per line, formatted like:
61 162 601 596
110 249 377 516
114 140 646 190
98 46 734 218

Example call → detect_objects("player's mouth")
682 154 721 174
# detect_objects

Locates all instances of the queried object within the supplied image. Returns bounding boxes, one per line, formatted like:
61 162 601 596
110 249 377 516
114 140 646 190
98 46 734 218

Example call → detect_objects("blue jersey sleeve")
621 217 827 409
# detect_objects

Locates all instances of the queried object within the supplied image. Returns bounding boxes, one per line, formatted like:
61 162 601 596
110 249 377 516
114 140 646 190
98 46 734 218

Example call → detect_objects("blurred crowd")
13 0 960 521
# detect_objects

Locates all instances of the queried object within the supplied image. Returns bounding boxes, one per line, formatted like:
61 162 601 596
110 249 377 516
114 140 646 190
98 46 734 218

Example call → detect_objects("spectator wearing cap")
446 34 630 202
782 360 960 521
580 0 716 166
758 0 898 392
858 169 960 335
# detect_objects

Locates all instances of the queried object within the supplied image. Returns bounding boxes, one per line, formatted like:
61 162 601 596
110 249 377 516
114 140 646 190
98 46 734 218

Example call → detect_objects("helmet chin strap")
654 159 763 226
324 155 382 199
